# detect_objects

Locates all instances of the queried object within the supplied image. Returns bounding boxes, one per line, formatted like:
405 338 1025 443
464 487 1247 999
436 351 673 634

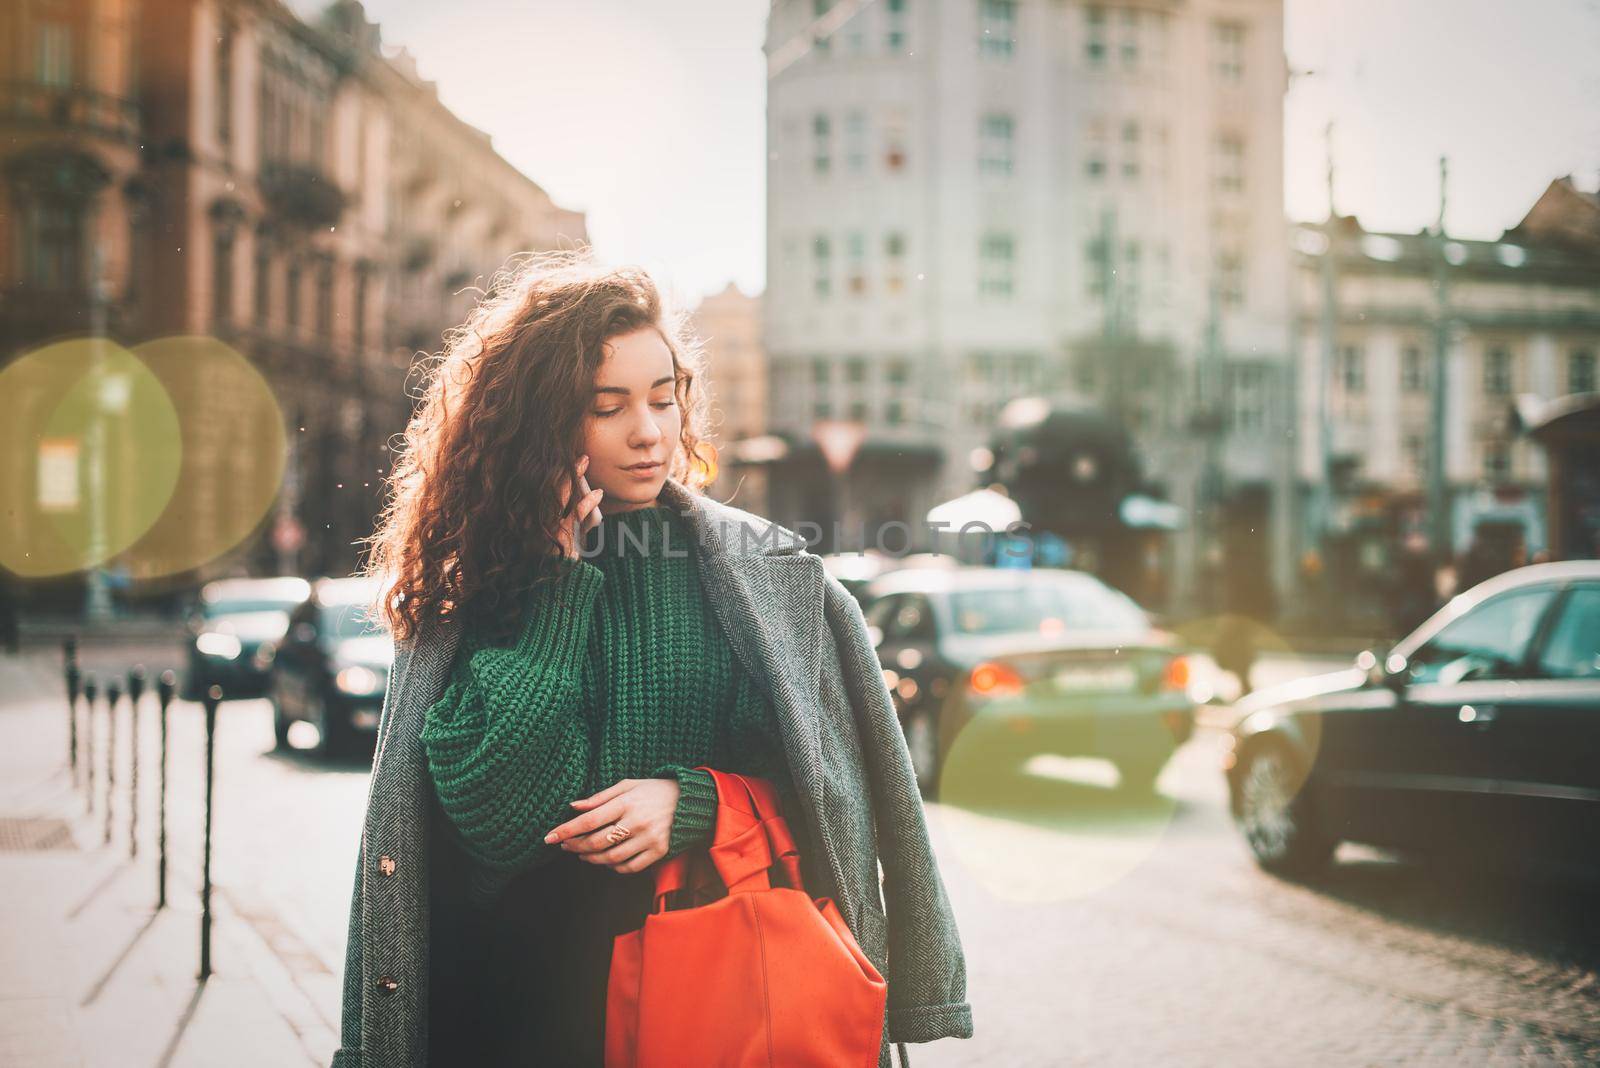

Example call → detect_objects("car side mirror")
1356 648 1407 691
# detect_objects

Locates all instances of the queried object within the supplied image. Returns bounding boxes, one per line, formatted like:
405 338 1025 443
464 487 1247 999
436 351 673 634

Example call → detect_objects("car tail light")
1162 655 1190 691
968 660 1024 697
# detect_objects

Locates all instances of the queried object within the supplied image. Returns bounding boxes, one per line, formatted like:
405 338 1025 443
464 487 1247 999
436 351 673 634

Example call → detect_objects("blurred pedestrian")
331 251 969 1068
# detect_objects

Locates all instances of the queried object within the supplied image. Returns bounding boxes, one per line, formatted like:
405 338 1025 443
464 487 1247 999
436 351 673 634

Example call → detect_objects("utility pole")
1427 156 1453 567
1312 121 1338 577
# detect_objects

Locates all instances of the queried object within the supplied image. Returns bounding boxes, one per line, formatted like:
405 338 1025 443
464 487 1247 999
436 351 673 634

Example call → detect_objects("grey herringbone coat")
331 477 973 1068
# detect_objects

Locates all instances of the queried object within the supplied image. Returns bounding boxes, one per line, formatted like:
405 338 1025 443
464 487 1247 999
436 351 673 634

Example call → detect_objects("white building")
760 0 1292 612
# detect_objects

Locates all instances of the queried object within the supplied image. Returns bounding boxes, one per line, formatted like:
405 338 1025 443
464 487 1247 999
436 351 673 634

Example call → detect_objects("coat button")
375 975 399 996
378 855 397 877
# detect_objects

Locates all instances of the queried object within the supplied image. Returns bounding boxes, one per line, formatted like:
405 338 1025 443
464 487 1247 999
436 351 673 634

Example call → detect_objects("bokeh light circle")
0 338 183 577
118 335 287 580
930 708 1182 904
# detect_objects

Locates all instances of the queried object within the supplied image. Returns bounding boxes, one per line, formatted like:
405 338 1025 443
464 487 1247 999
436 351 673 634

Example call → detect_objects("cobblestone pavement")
8 644 1599 1067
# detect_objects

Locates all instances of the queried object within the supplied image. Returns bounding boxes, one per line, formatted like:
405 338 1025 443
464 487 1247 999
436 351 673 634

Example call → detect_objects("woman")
331 252 972 1068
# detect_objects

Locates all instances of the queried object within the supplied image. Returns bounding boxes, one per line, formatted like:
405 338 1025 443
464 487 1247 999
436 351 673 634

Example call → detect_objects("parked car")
182 577 312 702
267 575 390 759
1225 560 1600 880
859 566 1198 798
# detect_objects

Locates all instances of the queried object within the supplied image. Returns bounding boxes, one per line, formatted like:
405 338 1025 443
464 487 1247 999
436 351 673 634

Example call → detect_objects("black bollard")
104 679 120 846
156 670 175 909
64 638 80 786
127 666 146 860
83 674 97 815
198 683 222 980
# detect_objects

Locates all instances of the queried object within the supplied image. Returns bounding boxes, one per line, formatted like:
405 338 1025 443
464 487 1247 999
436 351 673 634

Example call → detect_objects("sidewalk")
0 652 331 1068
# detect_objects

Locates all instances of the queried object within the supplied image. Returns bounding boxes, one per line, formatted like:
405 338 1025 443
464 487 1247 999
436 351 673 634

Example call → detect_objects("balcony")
260 163 346 229
0 80 139 143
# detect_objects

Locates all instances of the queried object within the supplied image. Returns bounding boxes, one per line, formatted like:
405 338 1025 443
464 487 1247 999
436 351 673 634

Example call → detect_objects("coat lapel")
661 480 832 871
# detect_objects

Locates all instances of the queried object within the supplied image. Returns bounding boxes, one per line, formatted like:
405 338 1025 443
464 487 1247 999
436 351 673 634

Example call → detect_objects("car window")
1535 585 1600 680
864 594 901 633
949 576 1147 636
1407 586 1558 684
883 594 937 642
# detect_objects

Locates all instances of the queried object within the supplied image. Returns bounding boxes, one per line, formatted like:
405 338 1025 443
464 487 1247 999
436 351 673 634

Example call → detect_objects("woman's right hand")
555 454 605 560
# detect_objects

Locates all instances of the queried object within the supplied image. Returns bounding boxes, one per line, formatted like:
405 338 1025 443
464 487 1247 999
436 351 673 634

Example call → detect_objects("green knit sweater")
420 502 805 909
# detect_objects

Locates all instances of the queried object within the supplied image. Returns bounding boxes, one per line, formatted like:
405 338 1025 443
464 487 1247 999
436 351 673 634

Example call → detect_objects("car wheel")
904 707 942 801
1235 740 1335 876
311 691 349 761
271 684 292 751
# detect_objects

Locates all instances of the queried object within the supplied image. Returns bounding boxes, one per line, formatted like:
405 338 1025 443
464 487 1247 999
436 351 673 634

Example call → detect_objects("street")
4 646 1599 1066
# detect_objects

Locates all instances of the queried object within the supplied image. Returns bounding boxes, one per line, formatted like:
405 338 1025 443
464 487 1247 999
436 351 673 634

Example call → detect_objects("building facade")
2 0 585 603
760 0 1293 612
691 282 772 514
1290 178 1600 629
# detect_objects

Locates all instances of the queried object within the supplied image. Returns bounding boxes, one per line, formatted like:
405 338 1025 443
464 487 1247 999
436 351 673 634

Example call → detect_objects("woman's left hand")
544 778 680 874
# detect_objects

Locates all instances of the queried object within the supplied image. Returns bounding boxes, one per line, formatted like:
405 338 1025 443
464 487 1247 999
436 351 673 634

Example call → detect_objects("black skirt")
429 807 658 1066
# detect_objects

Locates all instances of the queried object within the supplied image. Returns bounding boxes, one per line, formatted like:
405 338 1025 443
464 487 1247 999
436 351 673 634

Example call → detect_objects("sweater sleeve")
649 764 720 859
420 559 606 906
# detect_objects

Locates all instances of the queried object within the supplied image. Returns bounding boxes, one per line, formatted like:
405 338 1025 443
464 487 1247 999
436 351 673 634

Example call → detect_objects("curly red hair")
359 249 715 644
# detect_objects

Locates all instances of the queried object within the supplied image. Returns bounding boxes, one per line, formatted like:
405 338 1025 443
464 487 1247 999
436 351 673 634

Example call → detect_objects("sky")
347 0 1600 306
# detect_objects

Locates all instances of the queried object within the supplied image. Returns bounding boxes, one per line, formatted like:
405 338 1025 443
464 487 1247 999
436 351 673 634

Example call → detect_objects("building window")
317 257 334 339
812 113 831 175
34 21 73 87
1118 7 1139 70
812 234 832 298
1214 20 1245 83
1483 346 1513 395
1338 344 1365 393
286 258 301 331
1084 5 1106 66
979 232 1014 298
1568 349 1596 394
883 108 908 172
1483 440 1511 483
216 19 234 148
1121 119 1140 180
1215 131 1244 193
254 240 272 325
886 399 905 425
1229 363 1265 433
884 231 907 292
353 267 369 350
1217 248 1245 308
812 0 833 55
1401 345 1426 392
1403 432 1427 480
1085 236 1108 300
979 0 1015 58
844 111 867 174
21 199 85 289
979 113 1014 176
812 358 832 386
212 228 235 326
886 0 909 51
846 231 867 295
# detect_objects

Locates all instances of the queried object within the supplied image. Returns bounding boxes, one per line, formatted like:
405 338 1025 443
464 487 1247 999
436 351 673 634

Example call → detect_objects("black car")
268 576 390 759
860 566 1198 798
1225 561 1600 879
182 577 312 702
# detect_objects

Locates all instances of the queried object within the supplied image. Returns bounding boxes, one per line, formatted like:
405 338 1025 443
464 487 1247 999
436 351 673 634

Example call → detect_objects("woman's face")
581 326 681 514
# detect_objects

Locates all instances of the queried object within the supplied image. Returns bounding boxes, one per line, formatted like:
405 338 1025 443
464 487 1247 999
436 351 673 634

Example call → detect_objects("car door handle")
1457 704 1498 727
